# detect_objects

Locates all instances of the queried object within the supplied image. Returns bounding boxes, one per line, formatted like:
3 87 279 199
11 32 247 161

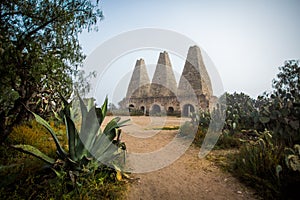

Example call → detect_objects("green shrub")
233 130 282 198
216 130 241 149
233 130 300 199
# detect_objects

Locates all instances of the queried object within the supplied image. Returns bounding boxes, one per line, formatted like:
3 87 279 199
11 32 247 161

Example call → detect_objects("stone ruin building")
119 45 213 116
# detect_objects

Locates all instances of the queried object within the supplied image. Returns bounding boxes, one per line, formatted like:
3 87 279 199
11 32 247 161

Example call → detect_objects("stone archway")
182 104 195 117
168 106 174 113
129 104 135 112
140 106 146 115
151 104 161 114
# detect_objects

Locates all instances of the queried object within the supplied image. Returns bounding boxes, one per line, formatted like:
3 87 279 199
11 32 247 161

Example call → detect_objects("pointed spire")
150 51 177 97
177 45 212 97
126 58 150 98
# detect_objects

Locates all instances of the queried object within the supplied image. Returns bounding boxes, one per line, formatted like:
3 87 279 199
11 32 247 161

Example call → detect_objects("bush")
178 121 197 138
233 130 300 199
216 130 241 149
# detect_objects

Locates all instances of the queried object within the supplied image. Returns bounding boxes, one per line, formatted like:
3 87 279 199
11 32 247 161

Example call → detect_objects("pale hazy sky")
79 0 300 103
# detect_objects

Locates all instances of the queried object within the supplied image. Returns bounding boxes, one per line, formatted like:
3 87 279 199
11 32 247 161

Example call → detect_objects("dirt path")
105 116 257 200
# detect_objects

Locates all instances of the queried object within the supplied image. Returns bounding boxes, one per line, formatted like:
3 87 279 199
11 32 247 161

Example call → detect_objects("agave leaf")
31 112 67 159
96 107 104 126
78 94 88 122
103 117 129 135
75 135 86 160
64 115 78 161
103 118 119 135
101 97 108 123
78 106 100 158
87 98 94 111
12 144 55 165
91 133 117 161
108 129 117 142
74 96 90 158
118 118 131 128
96 143 119 165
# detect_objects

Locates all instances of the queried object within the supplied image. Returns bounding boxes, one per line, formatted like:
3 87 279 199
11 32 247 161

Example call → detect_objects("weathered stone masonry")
120 45 213 116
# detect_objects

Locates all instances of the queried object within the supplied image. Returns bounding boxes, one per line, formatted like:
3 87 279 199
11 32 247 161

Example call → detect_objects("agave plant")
12 95 129 174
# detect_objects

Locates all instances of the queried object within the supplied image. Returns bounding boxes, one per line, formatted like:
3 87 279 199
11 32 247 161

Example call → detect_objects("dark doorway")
128 104 135 112
140 106 145 114
168 107 174 113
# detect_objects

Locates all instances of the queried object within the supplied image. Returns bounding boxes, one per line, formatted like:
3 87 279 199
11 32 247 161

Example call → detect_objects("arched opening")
168 106 174 113
182 104 195 117
151 104 161 114
140 106 145 114
128 104 135 112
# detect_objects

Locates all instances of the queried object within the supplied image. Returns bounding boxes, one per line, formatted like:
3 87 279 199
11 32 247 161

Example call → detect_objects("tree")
225 92 259 132
0 0 103 142
259 60 300 145
272 60 300 103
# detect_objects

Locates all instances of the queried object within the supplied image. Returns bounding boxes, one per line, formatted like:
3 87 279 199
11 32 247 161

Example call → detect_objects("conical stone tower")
150 51 177 97
121 45 213 115
177 45 212 98
126 59 150 98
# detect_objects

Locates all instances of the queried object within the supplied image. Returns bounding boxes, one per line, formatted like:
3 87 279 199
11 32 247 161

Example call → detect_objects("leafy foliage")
233 130 300 199
258 60 300 145
224 92 260 132
0 0 103 142
231 60 300 199
11 95 129 192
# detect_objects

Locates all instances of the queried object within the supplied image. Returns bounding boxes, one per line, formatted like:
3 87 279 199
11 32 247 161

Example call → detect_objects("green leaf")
75 95 89 157
87 98 94 111
101 97 108 123
78 106 100 158
259 116 270 124
31 112 67 159
103 117 119 137
96 107 104 126
78 94 88 120
12 144 55 165
64 115 78 161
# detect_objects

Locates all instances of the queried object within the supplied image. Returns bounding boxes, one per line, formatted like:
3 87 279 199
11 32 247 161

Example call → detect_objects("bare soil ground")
104 116 258 200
